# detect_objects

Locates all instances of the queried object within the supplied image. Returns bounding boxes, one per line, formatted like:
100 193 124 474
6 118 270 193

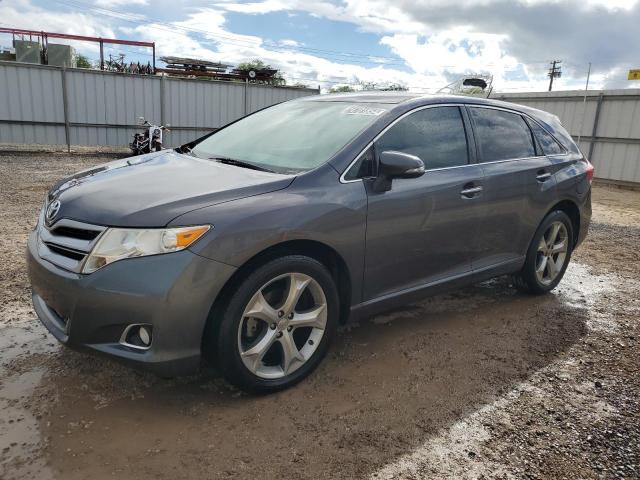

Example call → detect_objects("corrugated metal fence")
2 64 638 185
0 61 318 148
497 89 640 185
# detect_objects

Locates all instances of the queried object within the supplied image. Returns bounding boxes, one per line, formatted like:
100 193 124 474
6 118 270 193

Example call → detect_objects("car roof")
301 91 559 125
305 91 421 104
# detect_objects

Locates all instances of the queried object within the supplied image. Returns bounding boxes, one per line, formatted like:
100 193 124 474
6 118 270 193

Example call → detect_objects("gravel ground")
0 152 638 480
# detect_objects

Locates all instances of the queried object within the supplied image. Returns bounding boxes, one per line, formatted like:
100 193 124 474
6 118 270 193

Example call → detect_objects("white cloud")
3 0 638 92
0 0 117 54
124 7 438 91
211 0 640 90
94 0 149 7
279 39 303 47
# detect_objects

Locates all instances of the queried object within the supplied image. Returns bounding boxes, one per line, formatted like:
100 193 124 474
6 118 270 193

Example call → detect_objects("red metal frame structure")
0 27 155 71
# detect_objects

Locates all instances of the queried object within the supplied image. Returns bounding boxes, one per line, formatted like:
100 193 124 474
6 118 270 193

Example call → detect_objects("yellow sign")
629 69 640 80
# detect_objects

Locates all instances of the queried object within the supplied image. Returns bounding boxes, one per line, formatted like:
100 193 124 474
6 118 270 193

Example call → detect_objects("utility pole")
548 60 562 91
577 62 592 145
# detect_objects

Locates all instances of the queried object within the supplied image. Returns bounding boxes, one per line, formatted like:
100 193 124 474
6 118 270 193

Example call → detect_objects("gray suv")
27 92 593 392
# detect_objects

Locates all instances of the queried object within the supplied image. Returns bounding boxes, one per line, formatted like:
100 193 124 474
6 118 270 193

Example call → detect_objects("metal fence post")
244 79 249 116
160 75 166 126
588 93 604 161
60 67 71 152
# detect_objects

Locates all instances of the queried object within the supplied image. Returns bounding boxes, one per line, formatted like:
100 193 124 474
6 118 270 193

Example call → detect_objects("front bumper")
27 230 236 376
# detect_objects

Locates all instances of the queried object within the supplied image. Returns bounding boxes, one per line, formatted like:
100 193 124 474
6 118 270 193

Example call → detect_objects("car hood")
47 150 295 227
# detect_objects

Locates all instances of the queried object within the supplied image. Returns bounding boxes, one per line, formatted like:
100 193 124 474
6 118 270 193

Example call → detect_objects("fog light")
139 326 151 346
120 324 153 350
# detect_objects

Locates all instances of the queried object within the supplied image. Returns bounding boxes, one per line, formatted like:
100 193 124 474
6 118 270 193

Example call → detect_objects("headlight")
82 225 210 274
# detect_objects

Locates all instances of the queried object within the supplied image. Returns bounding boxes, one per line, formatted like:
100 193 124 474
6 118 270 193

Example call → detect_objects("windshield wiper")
209 156 275 173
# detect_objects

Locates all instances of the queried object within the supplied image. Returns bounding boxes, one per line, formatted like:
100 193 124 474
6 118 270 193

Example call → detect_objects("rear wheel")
513 210 573 294
212 256 338 393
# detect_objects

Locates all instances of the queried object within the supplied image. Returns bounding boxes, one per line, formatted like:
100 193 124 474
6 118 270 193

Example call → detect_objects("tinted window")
528 120 565 155
470 108 536 162
376 106 468 170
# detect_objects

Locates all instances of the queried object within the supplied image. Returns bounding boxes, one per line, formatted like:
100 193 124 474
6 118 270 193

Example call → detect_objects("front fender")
171 166 368 305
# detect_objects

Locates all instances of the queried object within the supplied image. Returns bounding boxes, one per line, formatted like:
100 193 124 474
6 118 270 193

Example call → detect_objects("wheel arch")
547 199 581 247
202 239 353 357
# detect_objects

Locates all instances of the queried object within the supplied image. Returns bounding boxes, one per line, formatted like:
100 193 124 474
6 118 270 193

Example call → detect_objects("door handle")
536 171 552 182
460 186 483 198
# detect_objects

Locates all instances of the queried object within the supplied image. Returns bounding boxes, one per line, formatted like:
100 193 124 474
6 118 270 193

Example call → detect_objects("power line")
53 0 411 67
51 0 559 70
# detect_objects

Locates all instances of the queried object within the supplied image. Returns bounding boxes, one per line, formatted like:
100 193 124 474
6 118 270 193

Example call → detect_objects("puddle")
554 262 624 333
0 322 57 480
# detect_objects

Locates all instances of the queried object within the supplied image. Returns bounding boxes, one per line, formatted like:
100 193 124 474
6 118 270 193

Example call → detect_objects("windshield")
191 100 388 174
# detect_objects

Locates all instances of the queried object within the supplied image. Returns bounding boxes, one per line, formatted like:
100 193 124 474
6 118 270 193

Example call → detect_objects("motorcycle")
130 117 170 155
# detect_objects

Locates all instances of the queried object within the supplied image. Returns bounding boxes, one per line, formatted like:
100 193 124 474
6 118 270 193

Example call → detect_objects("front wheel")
211 256 339 393
512 210 573 294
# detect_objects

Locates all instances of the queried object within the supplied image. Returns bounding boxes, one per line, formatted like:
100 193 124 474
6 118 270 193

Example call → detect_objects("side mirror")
138 116 145 125
372 150 425 192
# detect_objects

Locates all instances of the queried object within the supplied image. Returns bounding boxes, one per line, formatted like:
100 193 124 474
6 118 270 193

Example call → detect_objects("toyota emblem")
46 199 61 223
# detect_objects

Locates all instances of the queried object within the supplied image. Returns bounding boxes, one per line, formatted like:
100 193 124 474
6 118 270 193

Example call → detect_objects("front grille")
44 243 86 261
51 226 101 241
37 218 106 273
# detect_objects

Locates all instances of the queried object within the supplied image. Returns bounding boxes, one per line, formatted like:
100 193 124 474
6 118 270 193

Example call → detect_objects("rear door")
362 105 484 301
467 106 555 271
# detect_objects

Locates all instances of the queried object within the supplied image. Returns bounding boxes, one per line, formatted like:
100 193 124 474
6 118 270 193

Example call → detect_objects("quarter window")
527 120 565 155
344 147 375 180
375 106 469 170
470 108 536 162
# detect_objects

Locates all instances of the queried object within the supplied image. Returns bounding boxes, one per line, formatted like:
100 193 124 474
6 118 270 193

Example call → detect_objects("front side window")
191 101 388 174
375 106 469 170
470 108 536 162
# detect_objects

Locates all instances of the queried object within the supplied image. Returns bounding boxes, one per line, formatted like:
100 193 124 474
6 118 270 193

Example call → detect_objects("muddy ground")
0 152 638 480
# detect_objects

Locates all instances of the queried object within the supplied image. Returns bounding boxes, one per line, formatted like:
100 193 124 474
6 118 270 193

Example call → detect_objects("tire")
210 255 339 393
512 210 574 294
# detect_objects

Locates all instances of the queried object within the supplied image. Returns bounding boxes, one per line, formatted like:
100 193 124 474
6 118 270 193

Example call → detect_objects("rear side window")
470 108 536 162
527 120 565 155
375 106 468 170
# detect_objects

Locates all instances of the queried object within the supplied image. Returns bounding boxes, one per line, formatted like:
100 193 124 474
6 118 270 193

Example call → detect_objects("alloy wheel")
237 273 327 379
535 221 569 286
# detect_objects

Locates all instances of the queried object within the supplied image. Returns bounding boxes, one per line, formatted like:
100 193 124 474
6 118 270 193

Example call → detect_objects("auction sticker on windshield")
343 106 386 116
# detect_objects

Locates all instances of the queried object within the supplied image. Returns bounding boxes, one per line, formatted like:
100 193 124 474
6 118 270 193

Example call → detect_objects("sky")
1 0 639 93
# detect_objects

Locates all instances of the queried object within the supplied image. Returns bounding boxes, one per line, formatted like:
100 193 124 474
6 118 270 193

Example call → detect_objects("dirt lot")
1 152 639 480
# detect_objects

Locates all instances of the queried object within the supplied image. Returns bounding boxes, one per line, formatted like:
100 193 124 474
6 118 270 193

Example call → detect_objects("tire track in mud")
372 264 633 479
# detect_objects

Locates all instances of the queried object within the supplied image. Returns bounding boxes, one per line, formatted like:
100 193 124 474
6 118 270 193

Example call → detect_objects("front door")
363 105 484 301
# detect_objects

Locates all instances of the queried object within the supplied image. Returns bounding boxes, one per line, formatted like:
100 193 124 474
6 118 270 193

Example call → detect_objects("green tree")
236 59 285 85
329 85 356 93
271 72 286 86
358 79 408 91
379 83 409 91
76 54 93 69
236 59 268 71
359 81 377 91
